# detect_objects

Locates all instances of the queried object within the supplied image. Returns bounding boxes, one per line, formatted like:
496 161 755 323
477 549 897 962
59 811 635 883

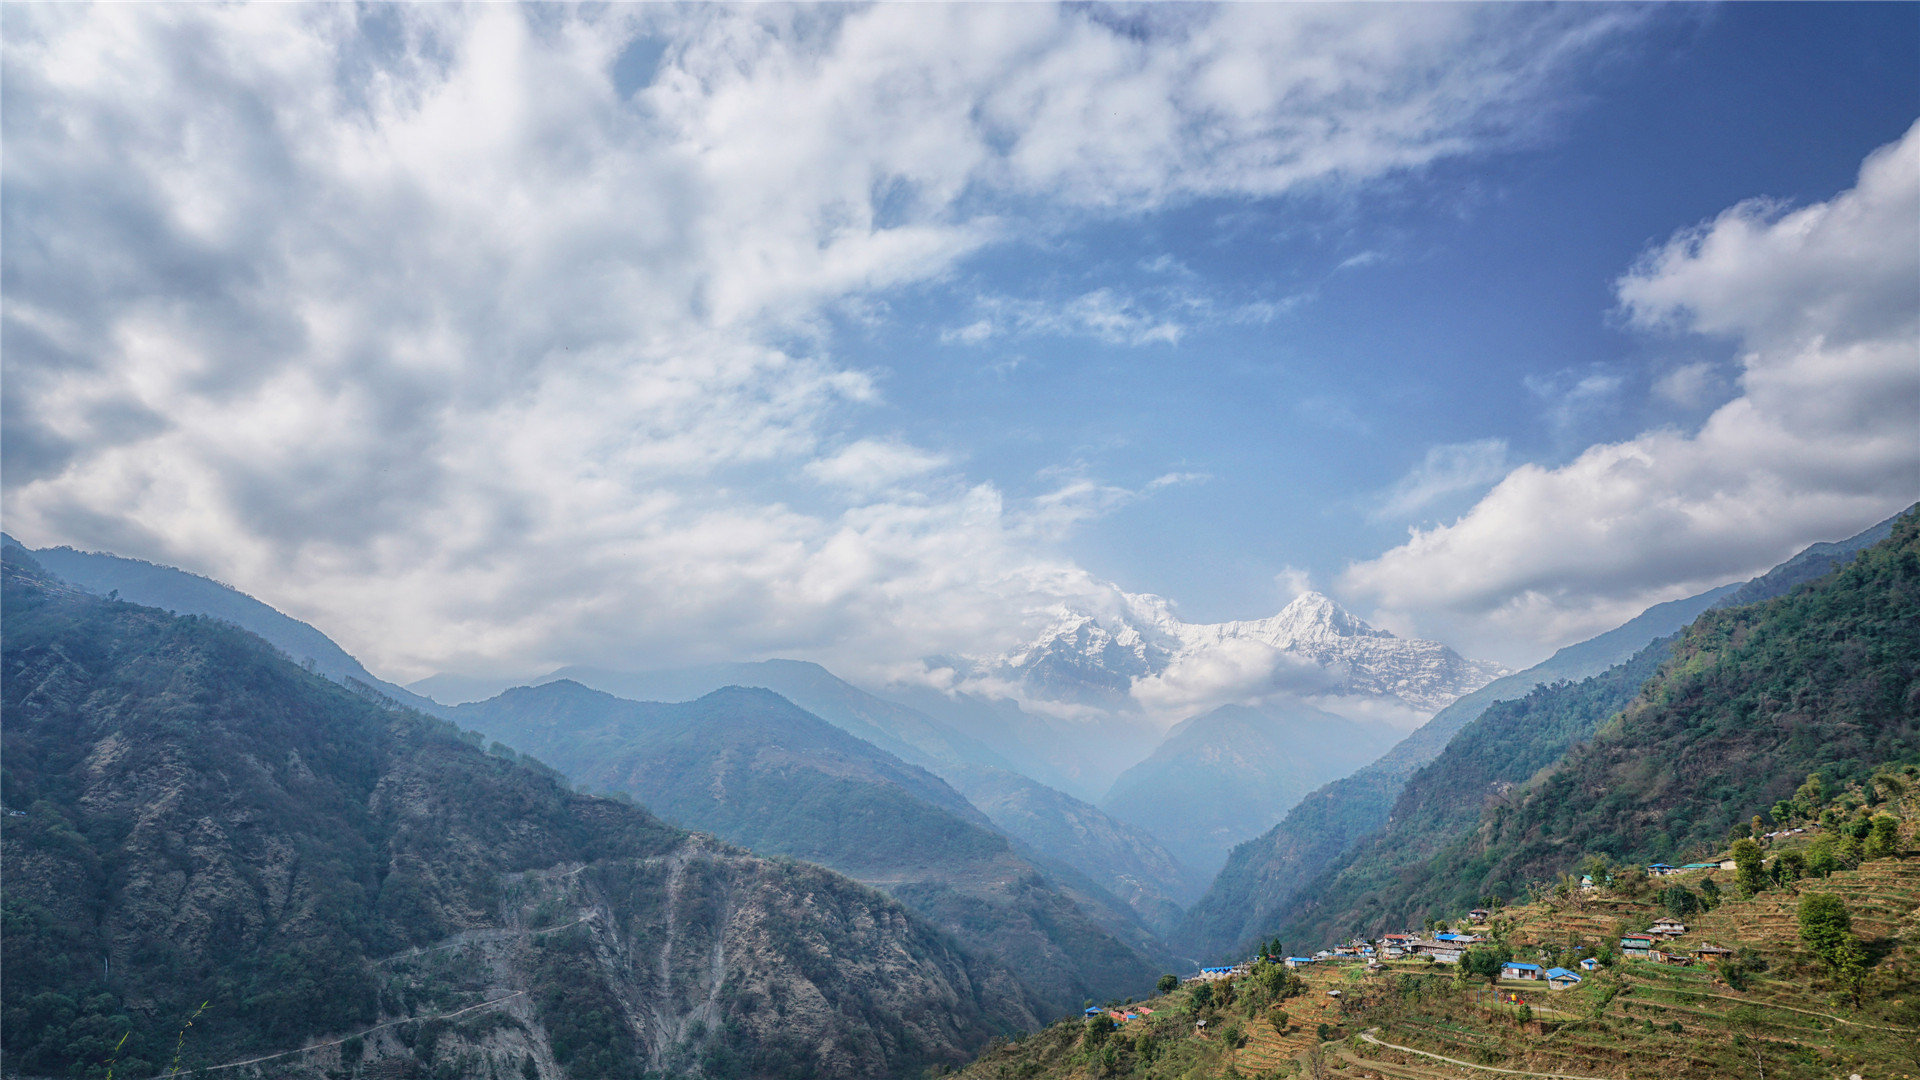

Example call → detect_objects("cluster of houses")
1580 859 1738 890
1176 907 1739 998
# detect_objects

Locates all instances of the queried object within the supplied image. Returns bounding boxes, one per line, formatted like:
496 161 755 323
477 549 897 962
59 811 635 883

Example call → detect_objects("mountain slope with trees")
0 545 1040 1080
545 659 1201 929
454 680 1163 1013
1270 508 1920 949
1178 509 1907 959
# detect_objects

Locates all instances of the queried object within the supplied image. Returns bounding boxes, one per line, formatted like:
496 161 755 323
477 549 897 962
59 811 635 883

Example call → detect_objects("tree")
1798 893 1869 1007
1156 974 1178 997
1727 1004 1770 1079
1868 814 1901 858
1661 884 1699 918
1698 877 1723 908
1083 1015 1113 1049
1797 772 1827 810
1731 838 1766 895
1189 981 1213 1011
1460 945 1511 985
1267 1009 1289 1035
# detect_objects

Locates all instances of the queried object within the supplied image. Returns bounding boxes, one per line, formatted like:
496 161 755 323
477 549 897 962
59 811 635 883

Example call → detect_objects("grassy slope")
1260 509 1920 953
957 846 1920 1079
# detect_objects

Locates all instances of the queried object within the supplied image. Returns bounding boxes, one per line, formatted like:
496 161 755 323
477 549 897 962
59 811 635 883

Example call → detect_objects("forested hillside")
1178 509 1907 959
455 680 1163 1014
1270 508 1920 948
548 660 1200 926
0 547 1039 1079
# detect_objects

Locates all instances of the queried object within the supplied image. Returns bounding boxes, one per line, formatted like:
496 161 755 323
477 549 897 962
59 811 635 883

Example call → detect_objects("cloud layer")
1344 122 1920 663
5 5 1636 680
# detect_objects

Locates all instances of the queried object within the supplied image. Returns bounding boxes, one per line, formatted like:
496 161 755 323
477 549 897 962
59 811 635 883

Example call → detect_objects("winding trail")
135 991 525 1078
1357 1030 1615 1080
372 914 594 965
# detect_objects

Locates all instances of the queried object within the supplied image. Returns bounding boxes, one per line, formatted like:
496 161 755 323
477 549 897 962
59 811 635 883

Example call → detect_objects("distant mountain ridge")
6 537 445 716
534 659 1204 928
453 679 1165 1012
1100 701 1401 879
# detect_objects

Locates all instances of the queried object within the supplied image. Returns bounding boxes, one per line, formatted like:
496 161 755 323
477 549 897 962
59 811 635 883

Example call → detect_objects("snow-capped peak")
986 589 1506 717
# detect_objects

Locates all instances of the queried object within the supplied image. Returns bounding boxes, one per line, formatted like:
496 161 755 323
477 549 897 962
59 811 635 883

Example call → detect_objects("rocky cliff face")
0 547 1036 1080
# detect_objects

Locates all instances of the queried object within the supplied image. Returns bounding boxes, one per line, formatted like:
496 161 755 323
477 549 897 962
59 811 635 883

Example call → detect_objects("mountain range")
0 545 1041 1079
973 590 1507 718
451 679 1164 1013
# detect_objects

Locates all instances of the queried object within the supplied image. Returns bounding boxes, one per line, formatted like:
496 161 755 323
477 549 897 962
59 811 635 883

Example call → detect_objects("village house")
1694 943 1735 960
1501 961 1544 981
1579 957 1601 972
1283 956 1317 969
1545 967 1584 990
1620 934 1656 955
1468 908 1490 923
1649 919 1687 937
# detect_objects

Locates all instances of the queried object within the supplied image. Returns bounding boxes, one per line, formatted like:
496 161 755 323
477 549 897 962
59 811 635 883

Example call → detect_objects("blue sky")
4 3 1916 682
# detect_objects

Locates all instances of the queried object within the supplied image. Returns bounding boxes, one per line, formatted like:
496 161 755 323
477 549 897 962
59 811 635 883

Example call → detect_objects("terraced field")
955 852 1920 1079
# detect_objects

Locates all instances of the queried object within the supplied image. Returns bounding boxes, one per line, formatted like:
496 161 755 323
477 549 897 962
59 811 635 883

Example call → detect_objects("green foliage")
1083 1015 1114 1049
1731 839 1767 895
1265 512 1920 948
1797 892 1869 1004
1868 813 1901 857
1188 981 1213 1011
1156 974 1178 996
528 928 643 1079
1661 884 1701 917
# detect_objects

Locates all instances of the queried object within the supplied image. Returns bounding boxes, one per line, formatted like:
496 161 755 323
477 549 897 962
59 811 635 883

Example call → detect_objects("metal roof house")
1501 962 1543 981
1545 967 1583 989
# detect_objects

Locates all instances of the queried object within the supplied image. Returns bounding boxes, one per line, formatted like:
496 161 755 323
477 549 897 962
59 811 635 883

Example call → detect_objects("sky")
4 3 1917 687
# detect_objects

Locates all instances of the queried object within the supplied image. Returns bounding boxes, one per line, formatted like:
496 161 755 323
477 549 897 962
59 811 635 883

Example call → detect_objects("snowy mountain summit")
990 591 1507 718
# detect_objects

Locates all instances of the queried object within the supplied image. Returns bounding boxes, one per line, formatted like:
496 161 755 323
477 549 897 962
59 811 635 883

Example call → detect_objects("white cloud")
1343 121 1920 665
2 4 1639 681
1372 438 1511 521
805 439 949 493
1651 361 1726 409
1275 565 1314 598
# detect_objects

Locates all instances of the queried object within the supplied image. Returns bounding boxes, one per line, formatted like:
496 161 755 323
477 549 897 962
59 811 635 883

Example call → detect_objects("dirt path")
136 991 525 1078
1672 990 1919 1033
372 913 594 965
1333 1040 1474 1079
1357 1031 1616 1080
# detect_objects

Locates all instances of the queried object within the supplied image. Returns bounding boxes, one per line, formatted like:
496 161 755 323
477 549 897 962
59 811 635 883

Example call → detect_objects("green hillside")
1180 508 1911 960
1266 508 1920 952
957 817 1920 1079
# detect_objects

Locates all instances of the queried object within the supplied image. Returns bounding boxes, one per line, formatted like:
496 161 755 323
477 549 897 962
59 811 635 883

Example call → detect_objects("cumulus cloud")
1131 638 1346 715
2 4 1638 680
1651 361 1727 409
1343 121 1920 664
